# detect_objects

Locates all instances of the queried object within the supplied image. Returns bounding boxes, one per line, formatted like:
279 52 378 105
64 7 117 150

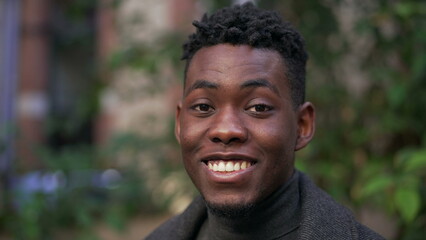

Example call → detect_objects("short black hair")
182 2 308 107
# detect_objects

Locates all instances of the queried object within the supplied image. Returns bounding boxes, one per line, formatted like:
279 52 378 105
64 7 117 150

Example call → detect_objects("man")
147 2 385 240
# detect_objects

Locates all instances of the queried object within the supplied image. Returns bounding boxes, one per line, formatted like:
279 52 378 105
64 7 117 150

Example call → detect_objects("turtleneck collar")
196 171 301 240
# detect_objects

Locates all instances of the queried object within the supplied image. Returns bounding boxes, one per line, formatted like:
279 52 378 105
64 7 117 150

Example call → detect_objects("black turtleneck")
195 171 301 240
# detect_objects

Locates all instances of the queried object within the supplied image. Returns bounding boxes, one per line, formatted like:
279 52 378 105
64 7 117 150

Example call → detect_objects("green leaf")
412 52 426 82
394 3 415 18
394 187 421 223
295 159 307 172
405 150 426 173
388 83 407 108
361 175 393 198
106 207 126 231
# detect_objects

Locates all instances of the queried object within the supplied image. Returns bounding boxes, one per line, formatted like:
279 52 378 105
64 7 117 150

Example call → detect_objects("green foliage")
282 0 426 238
0 145 152 239
356 147 426 224
109 32 185 77
395 187 420 223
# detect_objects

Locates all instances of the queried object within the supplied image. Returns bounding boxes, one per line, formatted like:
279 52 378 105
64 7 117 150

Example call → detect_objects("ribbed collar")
197 171 301 240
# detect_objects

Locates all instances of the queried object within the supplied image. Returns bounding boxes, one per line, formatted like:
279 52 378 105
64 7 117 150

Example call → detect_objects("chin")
203 194 257 218
205 200 256 219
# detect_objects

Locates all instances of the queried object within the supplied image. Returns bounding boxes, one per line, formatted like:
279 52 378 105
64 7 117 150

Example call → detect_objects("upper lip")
201 153 258 163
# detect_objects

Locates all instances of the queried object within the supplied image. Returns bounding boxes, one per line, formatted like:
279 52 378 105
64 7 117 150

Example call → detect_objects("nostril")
211 136 242 145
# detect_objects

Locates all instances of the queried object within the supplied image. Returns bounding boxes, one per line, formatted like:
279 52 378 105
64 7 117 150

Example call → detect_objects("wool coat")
146 171 385 240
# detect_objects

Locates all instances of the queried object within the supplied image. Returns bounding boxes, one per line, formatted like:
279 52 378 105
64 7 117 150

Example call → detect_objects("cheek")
252 119 297 164
256 125 296 189
254 118 296 146
178 121 207 187
179 120 205 153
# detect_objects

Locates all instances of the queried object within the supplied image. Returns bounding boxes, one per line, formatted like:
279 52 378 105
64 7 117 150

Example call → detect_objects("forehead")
185 44 290 100
186 44 287 83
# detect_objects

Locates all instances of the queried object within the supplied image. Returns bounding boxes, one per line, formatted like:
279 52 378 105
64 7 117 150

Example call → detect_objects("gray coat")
146 171 385 240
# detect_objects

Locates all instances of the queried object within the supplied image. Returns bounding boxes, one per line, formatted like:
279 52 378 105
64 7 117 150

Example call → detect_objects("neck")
201 171 301 240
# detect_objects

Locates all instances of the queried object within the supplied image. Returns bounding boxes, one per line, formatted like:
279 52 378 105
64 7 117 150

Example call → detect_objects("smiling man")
146 2 384 240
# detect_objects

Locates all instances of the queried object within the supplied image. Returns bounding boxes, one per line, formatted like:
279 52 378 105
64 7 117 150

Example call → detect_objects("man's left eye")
192 104 214 112
247 104 273 112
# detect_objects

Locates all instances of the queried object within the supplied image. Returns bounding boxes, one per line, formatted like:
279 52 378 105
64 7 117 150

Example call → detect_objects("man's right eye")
192 104 214 113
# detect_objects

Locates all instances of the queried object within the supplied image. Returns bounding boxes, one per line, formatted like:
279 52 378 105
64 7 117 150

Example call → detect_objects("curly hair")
182 2 308 107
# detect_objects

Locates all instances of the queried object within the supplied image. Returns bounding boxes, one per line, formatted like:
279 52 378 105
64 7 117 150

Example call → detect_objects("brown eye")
255 105 267 112
248 104 272 112
193 104 213 112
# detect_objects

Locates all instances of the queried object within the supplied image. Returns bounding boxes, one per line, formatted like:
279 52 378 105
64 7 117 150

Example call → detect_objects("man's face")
175 44 314 210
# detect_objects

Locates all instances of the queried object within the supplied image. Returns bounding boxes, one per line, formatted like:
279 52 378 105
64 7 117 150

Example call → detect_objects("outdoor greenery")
0 0 424 239
285 1 426 239
271 0 426 238
2 147 150 240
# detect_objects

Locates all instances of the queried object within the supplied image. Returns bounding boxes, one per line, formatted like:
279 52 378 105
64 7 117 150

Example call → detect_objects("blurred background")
0 0 425 239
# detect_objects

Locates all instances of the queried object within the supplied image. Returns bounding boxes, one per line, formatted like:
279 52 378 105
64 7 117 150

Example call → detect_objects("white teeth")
241 161 247 169
234 162 240 171
207 160 253 172
218 162 226 171
213 163 218 171
225 162 233 172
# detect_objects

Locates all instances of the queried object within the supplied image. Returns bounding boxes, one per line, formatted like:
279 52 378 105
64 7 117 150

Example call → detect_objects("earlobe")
295 102 315 151
175 103 182 144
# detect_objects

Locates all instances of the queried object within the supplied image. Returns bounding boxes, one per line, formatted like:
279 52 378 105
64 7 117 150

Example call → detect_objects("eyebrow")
184 79 219 97
184 78 280 97
240 79 281 96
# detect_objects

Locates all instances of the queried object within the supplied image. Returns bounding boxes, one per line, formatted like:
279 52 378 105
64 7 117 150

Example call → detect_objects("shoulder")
297 171 386 240
145 196 207 240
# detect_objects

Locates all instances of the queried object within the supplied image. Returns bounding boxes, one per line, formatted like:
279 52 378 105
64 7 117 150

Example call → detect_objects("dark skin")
175 44 315 210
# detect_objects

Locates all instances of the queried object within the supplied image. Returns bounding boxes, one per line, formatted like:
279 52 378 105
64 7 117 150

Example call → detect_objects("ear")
295 102 315 151
175 102 182 144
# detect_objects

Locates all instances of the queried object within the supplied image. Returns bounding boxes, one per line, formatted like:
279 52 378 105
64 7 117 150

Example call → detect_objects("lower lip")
202 162 256 184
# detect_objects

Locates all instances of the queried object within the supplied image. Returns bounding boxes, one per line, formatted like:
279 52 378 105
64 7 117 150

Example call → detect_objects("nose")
208 107 248 145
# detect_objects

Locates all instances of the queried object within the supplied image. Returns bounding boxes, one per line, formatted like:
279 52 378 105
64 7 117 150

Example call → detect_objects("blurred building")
1 0 22 197
0 0 199 191
0 0 195 170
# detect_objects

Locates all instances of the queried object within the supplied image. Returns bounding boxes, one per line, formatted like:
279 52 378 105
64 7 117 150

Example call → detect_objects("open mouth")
203 160 256 173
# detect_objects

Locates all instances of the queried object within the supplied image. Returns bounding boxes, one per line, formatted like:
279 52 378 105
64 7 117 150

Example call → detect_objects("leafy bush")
1 144 157 239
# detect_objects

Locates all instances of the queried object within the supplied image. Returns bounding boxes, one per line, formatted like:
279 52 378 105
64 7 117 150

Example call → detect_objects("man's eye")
247 104 273 112
193 104 213 112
